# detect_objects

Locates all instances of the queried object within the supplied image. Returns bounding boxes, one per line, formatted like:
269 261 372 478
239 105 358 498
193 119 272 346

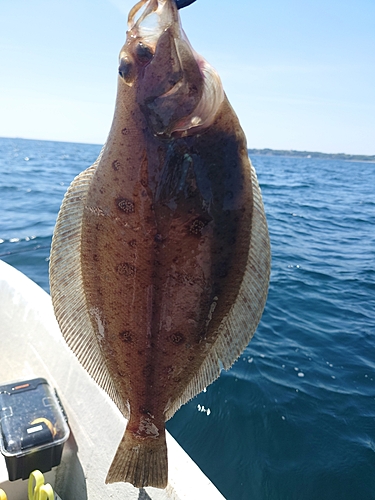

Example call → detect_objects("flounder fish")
49 0 270 490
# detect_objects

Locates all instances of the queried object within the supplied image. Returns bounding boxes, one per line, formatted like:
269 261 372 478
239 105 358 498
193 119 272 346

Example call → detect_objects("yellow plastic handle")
28 470 46 500
0 488 8 500
38 484 54 500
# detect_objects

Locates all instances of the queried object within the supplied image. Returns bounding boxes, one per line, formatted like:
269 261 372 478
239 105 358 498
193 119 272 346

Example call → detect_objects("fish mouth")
120 0 224 137
127 0 179 47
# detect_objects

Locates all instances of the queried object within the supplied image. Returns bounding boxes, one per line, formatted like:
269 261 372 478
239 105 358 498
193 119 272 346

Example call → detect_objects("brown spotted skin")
80 91 253 439
65 2 264 486
48 0 270 488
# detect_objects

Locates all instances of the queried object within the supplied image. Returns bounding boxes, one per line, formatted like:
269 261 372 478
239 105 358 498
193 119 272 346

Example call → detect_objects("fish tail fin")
105 428 168 489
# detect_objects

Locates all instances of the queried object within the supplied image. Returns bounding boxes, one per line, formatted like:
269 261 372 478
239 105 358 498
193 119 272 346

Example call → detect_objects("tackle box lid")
0 377 69 458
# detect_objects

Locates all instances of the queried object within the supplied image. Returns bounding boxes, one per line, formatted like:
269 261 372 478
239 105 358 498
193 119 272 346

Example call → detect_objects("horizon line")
1 136 374 160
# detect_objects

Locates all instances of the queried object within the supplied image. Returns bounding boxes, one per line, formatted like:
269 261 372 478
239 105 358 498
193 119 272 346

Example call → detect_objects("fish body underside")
50 0 270 490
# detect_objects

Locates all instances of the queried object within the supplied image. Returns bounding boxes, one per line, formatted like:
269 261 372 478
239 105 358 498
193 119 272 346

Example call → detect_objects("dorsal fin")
165 160 270 420
49 152 129 418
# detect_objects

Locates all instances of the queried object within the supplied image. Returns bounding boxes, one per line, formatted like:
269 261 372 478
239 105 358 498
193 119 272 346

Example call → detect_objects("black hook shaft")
175 0 197 9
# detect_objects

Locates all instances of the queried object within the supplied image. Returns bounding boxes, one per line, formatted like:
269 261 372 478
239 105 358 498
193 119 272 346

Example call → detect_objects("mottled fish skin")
50 0 270 490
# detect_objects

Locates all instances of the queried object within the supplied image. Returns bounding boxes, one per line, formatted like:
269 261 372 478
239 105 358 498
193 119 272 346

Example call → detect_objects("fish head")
118 0 224 137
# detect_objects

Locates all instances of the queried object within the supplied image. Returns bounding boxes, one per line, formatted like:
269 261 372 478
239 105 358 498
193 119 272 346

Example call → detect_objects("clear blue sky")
1 0 374 155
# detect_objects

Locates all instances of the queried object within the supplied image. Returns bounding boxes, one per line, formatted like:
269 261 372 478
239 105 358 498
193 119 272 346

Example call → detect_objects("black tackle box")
0 377 69 480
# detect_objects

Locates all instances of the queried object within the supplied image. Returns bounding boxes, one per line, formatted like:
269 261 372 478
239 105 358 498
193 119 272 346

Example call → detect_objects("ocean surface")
1 137 374 499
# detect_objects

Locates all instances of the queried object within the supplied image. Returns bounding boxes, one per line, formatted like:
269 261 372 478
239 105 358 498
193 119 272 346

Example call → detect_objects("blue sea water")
1 137 374 499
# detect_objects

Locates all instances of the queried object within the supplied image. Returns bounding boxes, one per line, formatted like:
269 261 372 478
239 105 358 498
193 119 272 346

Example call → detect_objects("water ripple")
1 140 375 500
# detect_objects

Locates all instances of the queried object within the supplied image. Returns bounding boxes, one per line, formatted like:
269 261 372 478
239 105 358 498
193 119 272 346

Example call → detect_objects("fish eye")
135 42 153 64
118 55 134 84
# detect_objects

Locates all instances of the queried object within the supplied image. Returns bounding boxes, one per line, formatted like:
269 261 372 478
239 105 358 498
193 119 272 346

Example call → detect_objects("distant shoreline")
248 148 375 163
1 137 374 162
